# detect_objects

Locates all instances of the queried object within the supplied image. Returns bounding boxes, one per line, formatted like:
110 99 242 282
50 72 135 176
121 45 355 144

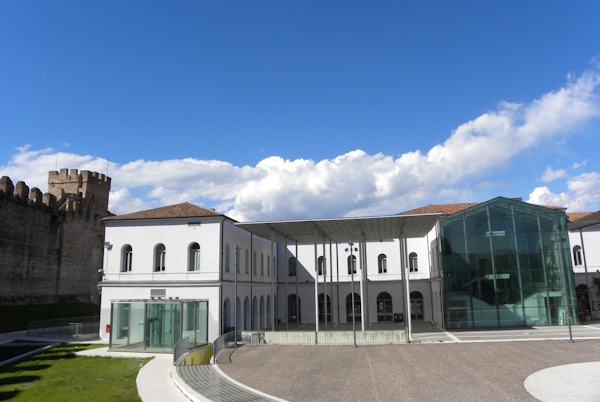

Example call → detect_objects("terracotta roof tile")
399 203 479 216
399 201 566 217
103 202 223 221
566 212 594 222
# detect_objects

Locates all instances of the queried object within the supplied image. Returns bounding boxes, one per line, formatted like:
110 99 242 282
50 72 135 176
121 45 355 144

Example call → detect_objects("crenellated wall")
0 170 111 306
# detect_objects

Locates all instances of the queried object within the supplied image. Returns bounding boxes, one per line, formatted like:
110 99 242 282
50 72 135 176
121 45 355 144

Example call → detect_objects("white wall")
569 228 600 275
222 221 275 284
103 217 224 281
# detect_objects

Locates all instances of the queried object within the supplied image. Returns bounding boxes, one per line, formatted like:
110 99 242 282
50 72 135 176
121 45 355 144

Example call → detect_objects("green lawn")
0 343 151 401
0 304 101 333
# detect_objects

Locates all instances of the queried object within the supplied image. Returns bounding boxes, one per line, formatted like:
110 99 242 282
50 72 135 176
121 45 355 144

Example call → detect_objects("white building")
99 202 441 350
99 199 599 351
567 210 600 319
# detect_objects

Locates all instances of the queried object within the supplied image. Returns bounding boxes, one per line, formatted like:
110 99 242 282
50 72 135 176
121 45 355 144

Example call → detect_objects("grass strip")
0 343 151 401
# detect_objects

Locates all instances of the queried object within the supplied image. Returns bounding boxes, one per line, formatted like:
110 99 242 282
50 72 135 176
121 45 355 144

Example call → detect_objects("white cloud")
527 171 600 212
1 69 600 221
109 188 158 215
572 159 589 169
541 166 567 183
527 186 570 208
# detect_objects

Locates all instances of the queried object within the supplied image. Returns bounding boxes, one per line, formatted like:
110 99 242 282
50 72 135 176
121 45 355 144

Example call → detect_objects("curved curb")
213 363 289 402
170 366 211 402
524 361 600 402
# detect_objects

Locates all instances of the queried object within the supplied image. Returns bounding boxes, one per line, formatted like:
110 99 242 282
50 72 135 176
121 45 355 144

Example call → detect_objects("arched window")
252 296 257 330
253 252 257 275
188 243 200 271
267 295 271 327
347 255 357 274
288 294 301 323
318 256 326 275
260 296 265 328
121 245 133 272
318 293 331 323
223 298 230 330
573 246 583 266
346 293 361 322
377 292 393 322
236 297 241 330
410 291 424 320
154 244 166 272
245 249 249 274
225 244 230 272
235 246 240 273
267 255 270 276
378 254 387 274
289 257 296 277
409 252 418 272
244 297 250 330
261 253 264 275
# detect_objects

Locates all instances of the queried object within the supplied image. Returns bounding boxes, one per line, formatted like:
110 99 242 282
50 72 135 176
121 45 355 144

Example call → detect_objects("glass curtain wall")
440 197 578 329
110 300 208 351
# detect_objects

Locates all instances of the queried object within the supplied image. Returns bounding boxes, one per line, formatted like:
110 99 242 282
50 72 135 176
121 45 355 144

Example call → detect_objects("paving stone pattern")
177 364 275 402
217 339 600 402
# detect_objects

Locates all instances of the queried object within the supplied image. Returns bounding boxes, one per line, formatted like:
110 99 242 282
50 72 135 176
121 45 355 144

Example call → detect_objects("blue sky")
1 1 600 220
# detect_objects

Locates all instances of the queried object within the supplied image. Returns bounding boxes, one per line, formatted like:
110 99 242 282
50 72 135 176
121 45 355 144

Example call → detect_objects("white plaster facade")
568 227 600 316
99 205 441 345
99 201 599 347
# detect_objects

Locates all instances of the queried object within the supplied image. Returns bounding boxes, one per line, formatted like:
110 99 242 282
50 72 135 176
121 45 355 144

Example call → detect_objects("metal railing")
241 332 267 345
27 316 100 339
173 330 267 366
176 343 213 366
173 337 190 365
212 330 239 363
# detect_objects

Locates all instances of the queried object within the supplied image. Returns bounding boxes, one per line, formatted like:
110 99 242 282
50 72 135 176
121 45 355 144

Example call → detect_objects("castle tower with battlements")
48 169 111 218
0 169 112 306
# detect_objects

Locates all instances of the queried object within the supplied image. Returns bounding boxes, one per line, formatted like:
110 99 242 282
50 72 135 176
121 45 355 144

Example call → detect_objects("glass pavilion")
110 300 209 351
440 197 578 329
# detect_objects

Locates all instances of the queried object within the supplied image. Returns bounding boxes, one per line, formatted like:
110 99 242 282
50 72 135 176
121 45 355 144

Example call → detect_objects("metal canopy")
235 213 442 243
567 210 600 231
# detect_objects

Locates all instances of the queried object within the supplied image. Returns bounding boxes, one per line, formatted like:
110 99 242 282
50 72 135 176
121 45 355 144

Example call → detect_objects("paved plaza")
217 333 600 401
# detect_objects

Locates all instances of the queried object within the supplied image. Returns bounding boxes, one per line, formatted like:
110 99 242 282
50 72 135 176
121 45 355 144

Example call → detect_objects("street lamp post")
345 241 358 348
554 229 574 343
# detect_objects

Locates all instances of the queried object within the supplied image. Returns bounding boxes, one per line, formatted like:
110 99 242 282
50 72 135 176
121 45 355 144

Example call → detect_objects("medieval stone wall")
0 170 110 305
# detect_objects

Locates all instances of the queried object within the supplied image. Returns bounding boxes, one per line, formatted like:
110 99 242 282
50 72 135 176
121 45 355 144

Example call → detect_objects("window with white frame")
154 244 166 272
289 257 296 276
261 253 264 275
267 255 270 276
409 252 418 272
121 244 133 272
378 254 387 274
573 246 583 266
253 251 257 275
245 249 249 274
188 243 200 271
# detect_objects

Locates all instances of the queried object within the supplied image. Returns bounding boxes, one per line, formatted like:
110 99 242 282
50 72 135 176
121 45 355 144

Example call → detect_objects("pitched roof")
566 212 594 222
103 202 223 221
399 200 566 217
399 203 479 216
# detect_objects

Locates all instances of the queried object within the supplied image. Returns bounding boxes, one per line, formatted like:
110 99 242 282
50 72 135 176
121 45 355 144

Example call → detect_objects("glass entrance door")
145 302 181 350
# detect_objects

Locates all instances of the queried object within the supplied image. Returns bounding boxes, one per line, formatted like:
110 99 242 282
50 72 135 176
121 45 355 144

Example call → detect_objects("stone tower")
48 168 112 217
